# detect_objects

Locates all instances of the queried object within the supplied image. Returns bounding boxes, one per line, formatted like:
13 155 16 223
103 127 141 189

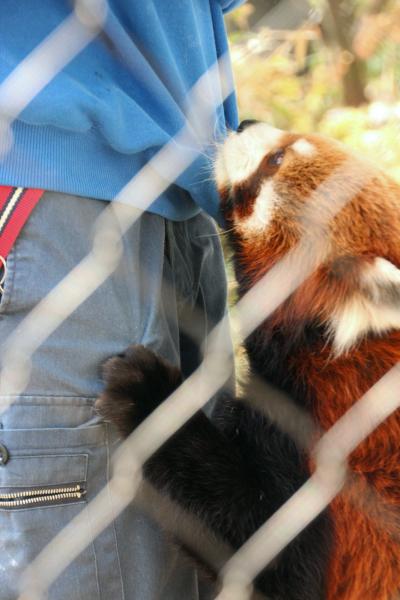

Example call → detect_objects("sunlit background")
227 0 400 180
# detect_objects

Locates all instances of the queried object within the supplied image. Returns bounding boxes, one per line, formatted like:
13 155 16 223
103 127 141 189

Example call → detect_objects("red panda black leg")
96 346 329 600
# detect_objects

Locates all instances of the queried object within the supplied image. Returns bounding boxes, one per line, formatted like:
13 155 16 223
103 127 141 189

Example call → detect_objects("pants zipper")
0 484 85 508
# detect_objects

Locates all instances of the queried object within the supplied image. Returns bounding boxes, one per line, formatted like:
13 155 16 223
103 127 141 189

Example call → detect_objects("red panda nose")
237 119 259 133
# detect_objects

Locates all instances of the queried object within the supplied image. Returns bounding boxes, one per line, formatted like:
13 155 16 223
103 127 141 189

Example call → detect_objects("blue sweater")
0 1 244 222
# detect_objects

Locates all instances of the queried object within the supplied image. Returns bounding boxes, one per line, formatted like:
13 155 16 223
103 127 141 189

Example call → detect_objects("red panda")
97 122 400 599
215 121 400 600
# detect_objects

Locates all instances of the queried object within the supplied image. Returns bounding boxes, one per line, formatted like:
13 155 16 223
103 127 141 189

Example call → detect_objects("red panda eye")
268 149 285 167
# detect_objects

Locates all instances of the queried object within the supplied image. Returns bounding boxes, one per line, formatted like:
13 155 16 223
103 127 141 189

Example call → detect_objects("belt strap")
0 186 44 260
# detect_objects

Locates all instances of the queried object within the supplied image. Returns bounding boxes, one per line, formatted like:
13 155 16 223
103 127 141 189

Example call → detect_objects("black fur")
245 322 325 409
96 344 331 599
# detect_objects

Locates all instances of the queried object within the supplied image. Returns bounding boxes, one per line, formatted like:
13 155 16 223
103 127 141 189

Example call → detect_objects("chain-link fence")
0 1 399 599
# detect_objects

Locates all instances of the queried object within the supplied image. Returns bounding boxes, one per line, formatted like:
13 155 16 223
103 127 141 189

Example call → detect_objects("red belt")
0 186 44 292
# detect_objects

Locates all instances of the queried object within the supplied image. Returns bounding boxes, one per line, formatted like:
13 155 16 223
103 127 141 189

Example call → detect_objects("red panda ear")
328 257 400 354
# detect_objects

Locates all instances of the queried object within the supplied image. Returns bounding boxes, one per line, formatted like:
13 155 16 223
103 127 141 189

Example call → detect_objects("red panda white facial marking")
215 123 284 190
291 138 316 158
236 180 279 234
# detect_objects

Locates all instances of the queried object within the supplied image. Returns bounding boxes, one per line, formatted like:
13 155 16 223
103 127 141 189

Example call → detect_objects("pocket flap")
0 453 88 487
0 423 105 451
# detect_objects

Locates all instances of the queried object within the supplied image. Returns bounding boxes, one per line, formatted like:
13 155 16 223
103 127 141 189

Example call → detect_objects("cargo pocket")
0 427 102 600
0 454 87 509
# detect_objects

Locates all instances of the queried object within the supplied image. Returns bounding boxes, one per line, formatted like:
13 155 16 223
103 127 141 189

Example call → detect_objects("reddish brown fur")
297 335 400 600
221 131 400 599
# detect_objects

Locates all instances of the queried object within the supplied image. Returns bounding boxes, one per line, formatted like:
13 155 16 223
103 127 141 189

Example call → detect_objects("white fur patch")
330 258 400 354
361 257 400 302
330 298 400 355
291 139 316 157
215 123 283 188
236 180 279 235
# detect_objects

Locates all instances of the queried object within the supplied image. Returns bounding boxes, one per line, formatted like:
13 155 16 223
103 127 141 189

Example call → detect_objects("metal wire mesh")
0 1 399 599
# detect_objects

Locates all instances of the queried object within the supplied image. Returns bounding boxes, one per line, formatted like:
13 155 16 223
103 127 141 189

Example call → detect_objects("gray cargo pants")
0 191 230 599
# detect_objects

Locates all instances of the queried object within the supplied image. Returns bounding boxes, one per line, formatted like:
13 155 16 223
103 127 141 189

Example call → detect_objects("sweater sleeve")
218 0 247 14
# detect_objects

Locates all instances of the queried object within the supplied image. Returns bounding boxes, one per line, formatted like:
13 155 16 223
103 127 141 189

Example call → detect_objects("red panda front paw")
95 344 182 438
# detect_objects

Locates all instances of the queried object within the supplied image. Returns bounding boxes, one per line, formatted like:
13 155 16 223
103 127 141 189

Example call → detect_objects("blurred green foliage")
228 0 400 180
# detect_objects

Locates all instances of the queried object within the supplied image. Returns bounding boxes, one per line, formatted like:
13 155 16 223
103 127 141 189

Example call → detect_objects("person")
0 1 245 598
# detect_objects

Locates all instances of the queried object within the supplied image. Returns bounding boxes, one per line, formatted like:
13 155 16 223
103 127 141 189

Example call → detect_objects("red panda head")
215 122 400 355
